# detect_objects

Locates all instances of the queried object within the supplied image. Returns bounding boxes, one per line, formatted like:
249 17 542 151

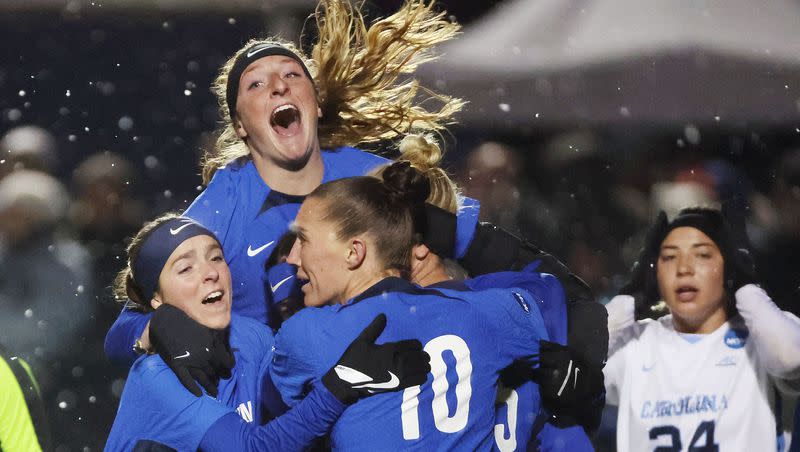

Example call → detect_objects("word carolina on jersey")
640 393 729 419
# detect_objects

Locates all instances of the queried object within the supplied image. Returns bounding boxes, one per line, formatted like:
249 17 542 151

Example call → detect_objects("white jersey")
605 315 780 452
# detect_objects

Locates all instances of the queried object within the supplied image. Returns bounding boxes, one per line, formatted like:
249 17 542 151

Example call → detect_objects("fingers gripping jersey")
105 315 273 451
605 316 780 452
465 267 593 451
270 277 549 451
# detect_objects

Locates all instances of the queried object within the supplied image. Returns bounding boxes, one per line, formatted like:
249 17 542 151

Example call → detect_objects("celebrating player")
370 137 603 451
104 0 600 409
270 161 554 450
104 0 462 367
104 214 429 451
604 207 800 451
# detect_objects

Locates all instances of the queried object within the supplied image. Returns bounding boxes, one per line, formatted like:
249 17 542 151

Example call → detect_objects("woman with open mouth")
104 214 429 451
103 0 461 372
603 207 800 451
104 0 599 414
270 161 553 450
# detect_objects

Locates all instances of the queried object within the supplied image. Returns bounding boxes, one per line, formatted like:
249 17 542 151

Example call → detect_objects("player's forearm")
104 306 152 366
736 284 800 379
199 384 345 452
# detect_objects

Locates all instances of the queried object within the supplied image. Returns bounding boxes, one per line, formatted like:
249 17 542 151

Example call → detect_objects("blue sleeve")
104 306 152 367
455 196 481 259
471 288 550 364
522 273 568 346
537 422 594 452
107 358 233 451
199 384 345 452
183 165 238 244
270 311 327 407
468 270 568 346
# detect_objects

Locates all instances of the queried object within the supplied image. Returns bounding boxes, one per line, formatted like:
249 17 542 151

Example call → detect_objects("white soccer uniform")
605 285 800 452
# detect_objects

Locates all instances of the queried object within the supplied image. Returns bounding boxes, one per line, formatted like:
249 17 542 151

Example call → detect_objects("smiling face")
656 226 728 333
151 235 232 329
233 55 321 170
286 197 351 307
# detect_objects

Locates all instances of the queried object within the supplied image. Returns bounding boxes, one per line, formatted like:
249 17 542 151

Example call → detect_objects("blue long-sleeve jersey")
104 147 388 365
270 277 549 451
463 264 594 451
105 314 345 452
105 147 483 366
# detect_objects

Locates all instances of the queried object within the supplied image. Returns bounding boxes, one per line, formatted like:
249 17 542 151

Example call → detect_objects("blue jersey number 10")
401 335 473 440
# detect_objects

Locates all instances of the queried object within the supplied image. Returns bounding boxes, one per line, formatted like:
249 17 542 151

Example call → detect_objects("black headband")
665 212 731 252
422 203 457 258
641 208 736 305
225 43 313 122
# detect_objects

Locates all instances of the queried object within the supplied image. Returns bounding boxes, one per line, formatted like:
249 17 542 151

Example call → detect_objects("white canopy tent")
419 0 800 127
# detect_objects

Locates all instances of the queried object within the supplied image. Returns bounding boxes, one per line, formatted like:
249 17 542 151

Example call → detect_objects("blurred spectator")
458 141 562 249
0 169 92 374
0 170 93 452
67 152 148 451
0 343 50 451
70 151 146 283
0 125 58 180
752 149 800 316
539 131 636 297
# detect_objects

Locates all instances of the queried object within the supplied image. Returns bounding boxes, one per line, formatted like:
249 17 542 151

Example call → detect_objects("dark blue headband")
226 43 313 122
132 217 217 302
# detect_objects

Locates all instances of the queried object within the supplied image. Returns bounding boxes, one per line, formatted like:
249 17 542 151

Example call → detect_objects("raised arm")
736 284 800 392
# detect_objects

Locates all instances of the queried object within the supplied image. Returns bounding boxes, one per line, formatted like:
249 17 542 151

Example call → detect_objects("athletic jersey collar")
661 314 737 345
244 147 358 215
258 190 305 215
428 279 470 291
348 277 413 305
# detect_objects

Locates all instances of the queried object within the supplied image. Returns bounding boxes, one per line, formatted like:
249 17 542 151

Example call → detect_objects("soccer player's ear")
234 116 247 140
412 244 431 261
150 295 163 311
345 237 367 270
410 244 430 276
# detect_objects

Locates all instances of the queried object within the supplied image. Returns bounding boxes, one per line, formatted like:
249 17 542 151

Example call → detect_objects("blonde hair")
202 0 464 184
372 134 460 213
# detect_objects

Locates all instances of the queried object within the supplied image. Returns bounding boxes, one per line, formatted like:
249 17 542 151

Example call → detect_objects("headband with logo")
132 217 218 302
226 43 314 122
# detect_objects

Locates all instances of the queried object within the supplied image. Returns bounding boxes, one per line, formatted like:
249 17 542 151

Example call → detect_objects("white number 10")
401 335 473 440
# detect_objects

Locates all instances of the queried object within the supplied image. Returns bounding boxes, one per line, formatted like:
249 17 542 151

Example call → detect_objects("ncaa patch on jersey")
512 292 530 314
724 327 749 349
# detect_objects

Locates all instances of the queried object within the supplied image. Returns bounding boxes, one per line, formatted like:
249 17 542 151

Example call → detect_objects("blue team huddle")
99 0 800 451
100 3 610 446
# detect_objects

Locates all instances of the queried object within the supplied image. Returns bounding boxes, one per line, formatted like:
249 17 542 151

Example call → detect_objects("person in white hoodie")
604 207 800 451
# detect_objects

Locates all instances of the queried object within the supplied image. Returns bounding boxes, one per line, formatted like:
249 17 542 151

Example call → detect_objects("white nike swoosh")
270 275 294 294
170 223 192 235
556 359 573 397
173 351 190 360
333 365 372 384
352 372 400 392
247 46 271 58
247 241 275 257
